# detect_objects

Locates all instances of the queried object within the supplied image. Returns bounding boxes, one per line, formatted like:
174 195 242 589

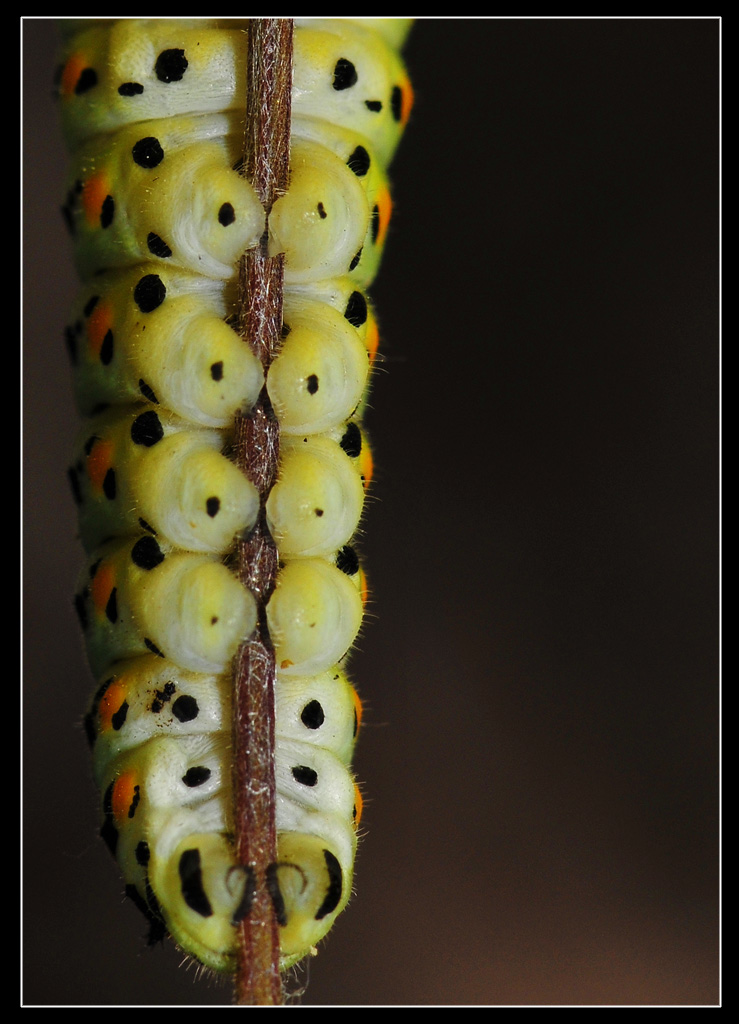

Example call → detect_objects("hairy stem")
231 17 293 1007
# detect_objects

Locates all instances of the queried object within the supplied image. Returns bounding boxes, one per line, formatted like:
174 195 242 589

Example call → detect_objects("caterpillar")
57 17 412 990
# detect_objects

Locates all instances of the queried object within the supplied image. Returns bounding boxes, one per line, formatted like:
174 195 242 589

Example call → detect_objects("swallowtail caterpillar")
57 16 412 1001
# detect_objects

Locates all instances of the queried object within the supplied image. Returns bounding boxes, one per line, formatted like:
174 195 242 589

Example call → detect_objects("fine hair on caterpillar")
57 16 413 993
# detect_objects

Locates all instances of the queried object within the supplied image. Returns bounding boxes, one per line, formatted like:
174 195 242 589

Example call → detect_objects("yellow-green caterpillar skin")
60 17 412 973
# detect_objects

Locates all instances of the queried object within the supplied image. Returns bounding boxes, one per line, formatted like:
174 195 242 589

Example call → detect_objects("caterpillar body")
57 18 412 976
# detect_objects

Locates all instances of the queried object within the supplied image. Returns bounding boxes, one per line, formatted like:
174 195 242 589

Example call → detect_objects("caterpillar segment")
59 18 412 972
85 656 364 971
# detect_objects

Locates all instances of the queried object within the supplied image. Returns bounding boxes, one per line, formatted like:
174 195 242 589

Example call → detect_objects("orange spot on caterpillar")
351 688 364 734
360 444 374 488
359 566 369 607
98 678 130 733
90 561 116 615
60 54 87 98
111 771 139 825
400 76 414 125
86 438 114 492
365 311 380 365
374 186 393 250
352 783 364 827
280 659 295 670
87 301 114 358
81 173 111 227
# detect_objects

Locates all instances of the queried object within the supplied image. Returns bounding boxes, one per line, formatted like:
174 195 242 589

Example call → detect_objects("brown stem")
231 18 293 1007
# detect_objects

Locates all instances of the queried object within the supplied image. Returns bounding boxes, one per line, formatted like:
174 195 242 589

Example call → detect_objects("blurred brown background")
23 18 719 1006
